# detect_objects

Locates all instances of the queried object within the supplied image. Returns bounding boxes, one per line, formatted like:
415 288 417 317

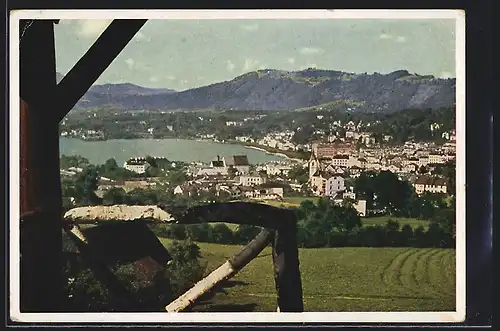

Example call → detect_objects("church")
307 150 346 197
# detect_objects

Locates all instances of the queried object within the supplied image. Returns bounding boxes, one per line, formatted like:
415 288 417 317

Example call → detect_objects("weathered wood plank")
55 20 146 121
165 229 272 312
63 205 174 224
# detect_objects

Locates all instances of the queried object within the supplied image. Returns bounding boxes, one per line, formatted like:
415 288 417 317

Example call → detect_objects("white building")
413 176 448 195
239 175 266 187
355 200 367 216
331 155 349 167
324 176 345 198
343 187 356 200
266 164 292 176
428 153 446 164
124 158 149 174
197 167 228 176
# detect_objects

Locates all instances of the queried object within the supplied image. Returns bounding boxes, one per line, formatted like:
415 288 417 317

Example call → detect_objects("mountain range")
59 69 456 113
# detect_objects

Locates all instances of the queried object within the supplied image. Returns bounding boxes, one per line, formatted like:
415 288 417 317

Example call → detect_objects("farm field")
159 239 456 312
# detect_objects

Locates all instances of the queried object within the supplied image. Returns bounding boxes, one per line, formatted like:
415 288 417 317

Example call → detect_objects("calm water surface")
59 138 285 165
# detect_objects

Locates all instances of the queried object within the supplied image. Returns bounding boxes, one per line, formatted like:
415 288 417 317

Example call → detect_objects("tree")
74 165 101 205
99 158 137 180
418 165 428 175
102 187 127 205
127 188 159 205
234 224 261 243
145 166 162 178
354 172 376 207
296 199 316 220
431 207 455 237
334 204 362 236
145 156 157 168
413 225 427 248
292 126 314 145
403 191 423 218
60 154 90 169
288 165 308 185
211 223 234 244
372 171 412 215
425 223 446 248
186 223 213 242
166 169 189 187
400 224 414 246
103 158 119 172
384 219 401 246
167 224 187 240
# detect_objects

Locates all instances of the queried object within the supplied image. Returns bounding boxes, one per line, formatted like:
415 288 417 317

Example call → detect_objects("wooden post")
19 20 62 312
64 225 142 311
174 202 304 312
19 19 146 312
272 223 304 312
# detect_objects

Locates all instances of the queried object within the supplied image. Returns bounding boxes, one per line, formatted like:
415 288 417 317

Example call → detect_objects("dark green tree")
102 187 127 205
211 223 234 244
74 165 101 205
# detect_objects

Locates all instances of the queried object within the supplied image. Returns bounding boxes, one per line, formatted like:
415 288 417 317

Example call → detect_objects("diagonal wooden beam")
55 19 147 122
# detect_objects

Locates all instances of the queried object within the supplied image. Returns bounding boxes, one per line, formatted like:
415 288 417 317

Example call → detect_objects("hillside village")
61 117 456 218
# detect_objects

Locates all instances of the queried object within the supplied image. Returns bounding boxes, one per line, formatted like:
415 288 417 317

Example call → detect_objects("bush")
234 224 261 243
164 239 206 297
167 224 187 240
186 223 213 242
211 223 234 244
62 236 205 312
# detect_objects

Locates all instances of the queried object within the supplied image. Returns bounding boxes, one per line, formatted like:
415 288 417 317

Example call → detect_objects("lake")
59 138 286 166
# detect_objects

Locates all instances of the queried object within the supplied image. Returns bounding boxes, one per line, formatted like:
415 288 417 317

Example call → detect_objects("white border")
9 9 466 324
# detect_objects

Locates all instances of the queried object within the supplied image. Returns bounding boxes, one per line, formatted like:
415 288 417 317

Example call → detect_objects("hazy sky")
54 18 456 91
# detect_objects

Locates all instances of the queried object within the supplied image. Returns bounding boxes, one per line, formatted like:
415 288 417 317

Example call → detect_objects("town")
60 115 456 219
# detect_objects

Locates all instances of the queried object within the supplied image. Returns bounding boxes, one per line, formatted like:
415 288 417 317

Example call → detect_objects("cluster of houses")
229 119 456 158
60 128 105 141
305 141 454 213
175 154 292 201
173 179 285 201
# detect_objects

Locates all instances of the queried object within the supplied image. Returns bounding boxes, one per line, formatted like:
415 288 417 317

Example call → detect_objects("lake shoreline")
60 136 307 162
59 137 289 166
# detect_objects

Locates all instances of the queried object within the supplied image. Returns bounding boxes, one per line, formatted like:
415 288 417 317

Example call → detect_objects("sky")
54 18 456 91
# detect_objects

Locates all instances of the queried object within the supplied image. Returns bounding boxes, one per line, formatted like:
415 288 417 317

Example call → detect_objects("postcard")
9 9 465 324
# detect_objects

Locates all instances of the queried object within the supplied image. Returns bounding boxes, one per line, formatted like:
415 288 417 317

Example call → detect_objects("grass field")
159 239 456 312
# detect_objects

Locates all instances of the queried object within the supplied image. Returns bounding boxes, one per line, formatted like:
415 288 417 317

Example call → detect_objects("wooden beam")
169 202 304 312
172 202 297 229
165 229 272 312
65 225 142 311
55 19 147 122
272 224 304 312
19 20 63 312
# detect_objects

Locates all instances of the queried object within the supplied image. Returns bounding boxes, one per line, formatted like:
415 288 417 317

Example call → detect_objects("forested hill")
65 68 455 113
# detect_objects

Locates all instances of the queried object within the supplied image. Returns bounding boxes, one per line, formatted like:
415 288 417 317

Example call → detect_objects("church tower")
308 150 320 179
